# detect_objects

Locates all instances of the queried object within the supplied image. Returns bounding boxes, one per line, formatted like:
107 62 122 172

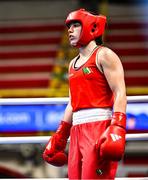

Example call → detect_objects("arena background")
0 0 148 178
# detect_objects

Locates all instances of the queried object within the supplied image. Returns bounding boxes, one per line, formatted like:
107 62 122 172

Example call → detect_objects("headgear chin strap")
65 9 107 47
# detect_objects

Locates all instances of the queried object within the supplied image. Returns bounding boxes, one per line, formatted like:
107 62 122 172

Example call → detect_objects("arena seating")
106 4 148 95
0 23 65 97
107 22 148 86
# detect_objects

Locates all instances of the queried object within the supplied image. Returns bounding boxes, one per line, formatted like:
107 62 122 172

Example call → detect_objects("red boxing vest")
69 47 114 112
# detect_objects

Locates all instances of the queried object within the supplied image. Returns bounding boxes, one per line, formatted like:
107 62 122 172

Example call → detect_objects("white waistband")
72 108 112 125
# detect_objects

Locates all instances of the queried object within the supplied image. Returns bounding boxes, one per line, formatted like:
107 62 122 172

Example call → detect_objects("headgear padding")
65 9 106 47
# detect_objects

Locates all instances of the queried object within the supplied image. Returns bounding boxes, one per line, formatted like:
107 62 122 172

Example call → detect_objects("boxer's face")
67 21 82 47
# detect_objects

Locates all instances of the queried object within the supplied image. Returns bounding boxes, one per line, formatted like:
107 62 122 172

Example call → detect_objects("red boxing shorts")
68 120 118 179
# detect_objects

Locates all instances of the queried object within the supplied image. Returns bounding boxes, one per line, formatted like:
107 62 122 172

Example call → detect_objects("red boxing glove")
96 112 126 161
43 121 71 166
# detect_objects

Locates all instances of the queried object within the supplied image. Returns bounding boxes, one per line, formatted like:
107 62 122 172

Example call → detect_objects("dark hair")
95 36 103 45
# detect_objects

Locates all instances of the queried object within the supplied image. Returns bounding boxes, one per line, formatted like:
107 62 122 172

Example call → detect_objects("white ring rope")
0 95 147 144
0 97 69 105
0 133 148 144
0 95 147 105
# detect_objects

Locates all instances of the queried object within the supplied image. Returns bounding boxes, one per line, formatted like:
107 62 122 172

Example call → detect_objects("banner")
0 104 66 132
0 103 148 133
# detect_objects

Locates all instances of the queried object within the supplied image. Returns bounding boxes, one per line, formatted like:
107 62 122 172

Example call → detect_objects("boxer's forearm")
63 101 73 124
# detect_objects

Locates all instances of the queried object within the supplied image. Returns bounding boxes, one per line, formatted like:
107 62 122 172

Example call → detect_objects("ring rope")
0 95 147 105
0 133 148 144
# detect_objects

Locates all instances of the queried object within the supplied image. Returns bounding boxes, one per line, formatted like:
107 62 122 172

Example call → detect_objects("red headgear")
65 9 106 47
